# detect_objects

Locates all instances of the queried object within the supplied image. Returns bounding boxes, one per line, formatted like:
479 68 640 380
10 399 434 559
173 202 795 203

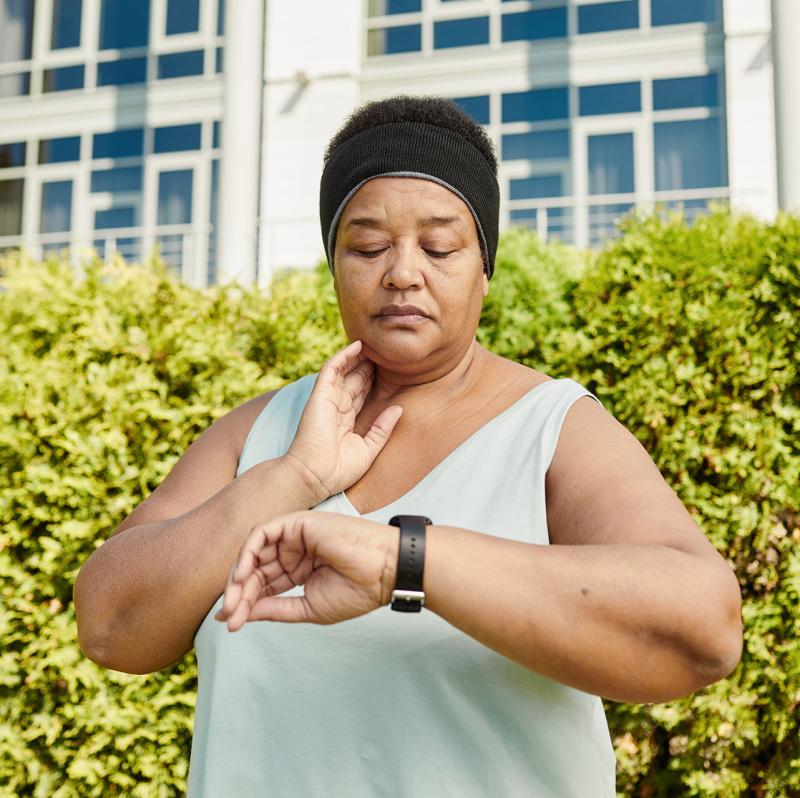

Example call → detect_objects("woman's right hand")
283 340 403 502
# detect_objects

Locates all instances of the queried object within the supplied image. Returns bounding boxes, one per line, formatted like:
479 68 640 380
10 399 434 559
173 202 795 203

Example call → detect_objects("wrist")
279 453 330 507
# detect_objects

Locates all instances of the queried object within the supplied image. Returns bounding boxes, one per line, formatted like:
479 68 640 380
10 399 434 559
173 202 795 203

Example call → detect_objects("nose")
381 240 425 290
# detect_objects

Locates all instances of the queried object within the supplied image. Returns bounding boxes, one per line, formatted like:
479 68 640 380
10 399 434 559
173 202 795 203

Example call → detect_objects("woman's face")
332 177 489 373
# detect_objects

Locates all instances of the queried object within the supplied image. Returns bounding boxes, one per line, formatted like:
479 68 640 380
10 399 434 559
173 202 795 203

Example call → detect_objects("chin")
360 336 436 369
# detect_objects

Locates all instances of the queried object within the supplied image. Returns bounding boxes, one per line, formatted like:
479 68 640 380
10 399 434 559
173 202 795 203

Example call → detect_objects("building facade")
0 0 794 287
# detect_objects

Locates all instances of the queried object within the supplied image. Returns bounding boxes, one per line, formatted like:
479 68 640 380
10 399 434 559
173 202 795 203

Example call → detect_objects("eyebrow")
343 215 465 231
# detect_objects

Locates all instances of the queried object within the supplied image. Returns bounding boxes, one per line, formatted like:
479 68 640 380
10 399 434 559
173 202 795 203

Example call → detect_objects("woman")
75 96 743 797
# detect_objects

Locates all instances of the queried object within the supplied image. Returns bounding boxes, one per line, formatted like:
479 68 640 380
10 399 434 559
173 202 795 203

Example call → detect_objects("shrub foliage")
1 209 797 796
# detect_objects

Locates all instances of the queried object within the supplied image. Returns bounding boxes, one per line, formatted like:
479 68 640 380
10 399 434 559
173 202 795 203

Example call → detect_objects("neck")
369 339 489 407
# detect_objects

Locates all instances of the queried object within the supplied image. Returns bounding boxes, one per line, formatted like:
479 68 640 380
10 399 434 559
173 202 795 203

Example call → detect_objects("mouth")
376 304 430 322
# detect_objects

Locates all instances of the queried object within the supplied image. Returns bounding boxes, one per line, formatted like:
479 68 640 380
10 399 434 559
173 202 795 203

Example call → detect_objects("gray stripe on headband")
326 171 490 276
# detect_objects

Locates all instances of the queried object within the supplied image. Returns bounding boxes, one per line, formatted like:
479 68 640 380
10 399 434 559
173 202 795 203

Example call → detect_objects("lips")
377 304 430 318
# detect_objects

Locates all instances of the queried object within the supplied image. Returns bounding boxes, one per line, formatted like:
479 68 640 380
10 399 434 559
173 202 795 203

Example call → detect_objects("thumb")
361 405 403 460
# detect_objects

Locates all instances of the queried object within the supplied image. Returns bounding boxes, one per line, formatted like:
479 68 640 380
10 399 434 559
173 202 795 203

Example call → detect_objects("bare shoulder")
545 394 719 559
482 350 554 396
113 388 281 536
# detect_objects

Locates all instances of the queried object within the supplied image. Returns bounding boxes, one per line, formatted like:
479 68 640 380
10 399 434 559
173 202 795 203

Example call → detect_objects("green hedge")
1 208 797 796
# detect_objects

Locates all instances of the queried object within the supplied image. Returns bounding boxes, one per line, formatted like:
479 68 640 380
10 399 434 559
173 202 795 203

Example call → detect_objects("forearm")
423 526 742 703
75 456 321 673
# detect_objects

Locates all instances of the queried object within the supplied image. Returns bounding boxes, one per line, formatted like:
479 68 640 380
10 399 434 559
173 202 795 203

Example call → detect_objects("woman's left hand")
214 511 399 629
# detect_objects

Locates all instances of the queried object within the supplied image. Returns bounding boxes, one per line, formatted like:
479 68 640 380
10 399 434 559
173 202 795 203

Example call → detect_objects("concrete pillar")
771 0 800 212
216 0 265 283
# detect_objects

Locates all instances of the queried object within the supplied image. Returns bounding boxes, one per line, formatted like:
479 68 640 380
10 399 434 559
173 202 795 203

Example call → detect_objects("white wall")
258 0 362 284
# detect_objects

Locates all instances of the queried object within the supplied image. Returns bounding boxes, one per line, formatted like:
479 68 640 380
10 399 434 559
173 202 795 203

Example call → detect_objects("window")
0 178 24 235
40 180 72 233
651 0 718 26
157 50 204 79
217 0 224 34
434 17 489 49
502 129 570 161
97 57 147 86
452 95 490 126
579 82 640 116
166 0 200 34
502 87 568 123
0 73 30 98
39 136 80 163
99 0 150 49
509 174 563 200
654 118 725 190
367 25 422 55
653 74 719 111
368 0 421 14
0 141 25 168
212 120 220 148
95 207 136 228
0 0 35 62
51 0 82 49
158 169 193 224
578 1 638 34
42 65 85 92
154 123 202 153
91 166 143 193
501 8 567 43
93 128 145 159
588 132 634 194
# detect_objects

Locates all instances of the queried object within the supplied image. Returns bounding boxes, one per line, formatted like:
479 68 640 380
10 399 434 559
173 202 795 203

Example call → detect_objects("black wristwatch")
388 515 431 612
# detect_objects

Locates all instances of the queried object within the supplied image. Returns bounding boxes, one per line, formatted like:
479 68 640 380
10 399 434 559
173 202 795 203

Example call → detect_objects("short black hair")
324 95 497 175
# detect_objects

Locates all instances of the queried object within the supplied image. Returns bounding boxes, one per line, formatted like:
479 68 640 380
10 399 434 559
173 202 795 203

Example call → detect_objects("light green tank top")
188 373 616 797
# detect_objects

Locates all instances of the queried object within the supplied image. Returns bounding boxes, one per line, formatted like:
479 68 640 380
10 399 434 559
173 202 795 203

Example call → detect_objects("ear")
481 270 489 296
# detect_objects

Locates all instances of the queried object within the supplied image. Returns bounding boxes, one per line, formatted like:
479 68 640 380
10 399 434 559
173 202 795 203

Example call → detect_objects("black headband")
319 121 500 279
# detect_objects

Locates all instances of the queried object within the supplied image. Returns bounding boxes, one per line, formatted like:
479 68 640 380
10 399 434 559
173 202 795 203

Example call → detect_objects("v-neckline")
338 378 560 517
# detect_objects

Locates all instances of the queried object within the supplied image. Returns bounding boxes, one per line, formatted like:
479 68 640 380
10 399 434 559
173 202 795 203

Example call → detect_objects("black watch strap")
388 515 431 613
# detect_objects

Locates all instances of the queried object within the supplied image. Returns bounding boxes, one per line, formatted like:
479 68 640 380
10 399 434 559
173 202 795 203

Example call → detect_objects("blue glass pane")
39 136 80 163
95 207 136 229
502 129 570 161
434 17 489 49
166 0 199 34
212 120 220 148
654 118 725 190
653 73 719 110
509 208 538 227
215 46 223 73
0 178 24 235
502 87 568 123
588 132 634 194
579 82 640 115
0 142 25 168
369 24 422 54
452 95 490 125
40 180 72 233
91 166 143 193
97 57 147 86
651 0 718 26
578 1 638 34
368 0 421 13
509 174 563 200
154 123 202 153
43 65 84 92
589 202 633 245
51 0 82 48
0 72 30 97
99 0 150 49
158 50 204 79
92 128 145 159
0 0 34 62
210 159 218 224
158 169 193 225
501 8 567 42
217 0 224 34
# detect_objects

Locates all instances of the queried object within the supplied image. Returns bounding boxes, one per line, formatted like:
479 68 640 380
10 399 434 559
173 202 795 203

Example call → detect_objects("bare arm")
74 340 402 675
73 391 325 674
422 396 743 702
215 396 742 703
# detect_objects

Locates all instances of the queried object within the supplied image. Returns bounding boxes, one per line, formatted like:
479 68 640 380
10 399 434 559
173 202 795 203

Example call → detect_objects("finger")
234 523 280 582
361 405 403 459
319 340 365 383
342 360 374 410
248 594 315 623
